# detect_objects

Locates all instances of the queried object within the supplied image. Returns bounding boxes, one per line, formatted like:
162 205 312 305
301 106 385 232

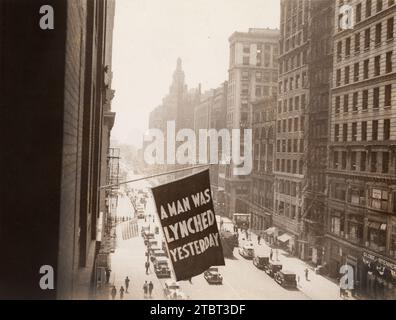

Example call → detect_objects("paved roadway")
108 175 309 300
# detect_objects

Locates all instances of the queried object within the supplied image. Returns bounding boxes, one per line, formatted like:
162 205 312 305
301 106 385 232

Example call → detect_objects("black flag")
151 169 225 281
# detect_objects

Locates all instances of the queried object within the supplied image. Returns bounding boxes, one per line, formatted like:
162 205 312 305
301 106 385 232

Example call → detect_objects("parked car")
161 241 169 257
141 227 150 237
147 246 161 258
154 257 171 278
264 261 283 277
274 270 297 288
253 255 270 270
137 209 145 219
238 244 255 259
163 281 188 300
146 238 158 247
204 267 223 284
150 249 167 263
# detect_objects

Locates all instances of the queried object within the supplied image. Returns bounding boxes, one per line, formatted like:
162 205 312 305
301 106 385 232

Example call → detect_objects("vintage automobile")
141 226 150 237
150 249 167 263
146 238 158 247
163 281 188 300
143 232 155 245
264 261 283 277
274 270 297 288
253 255 270 270
204 267 223 284
161 240 169 256
147 246 161 258
238 244 255 259
154 257 171 278
137 209 145 219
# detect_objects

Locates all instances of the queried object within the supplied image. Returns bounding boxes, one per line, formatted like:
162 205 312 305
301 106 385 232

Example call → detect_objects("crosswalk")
121 219 139 240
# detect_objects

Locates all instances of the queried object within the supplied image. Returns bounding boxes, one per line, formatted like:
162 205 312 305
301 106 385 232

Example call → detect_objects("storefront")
362 251 396 299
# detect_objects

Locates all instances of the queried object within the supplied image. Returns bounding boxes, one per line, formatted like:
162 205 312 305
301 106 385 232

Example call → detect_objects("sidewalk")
246 231 351 300
100 194 165 300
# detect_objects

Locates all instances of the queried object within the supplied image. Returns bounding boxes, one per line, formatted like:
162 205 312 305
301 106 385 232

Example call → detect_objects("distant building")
147 58 201 182
226 28 279 219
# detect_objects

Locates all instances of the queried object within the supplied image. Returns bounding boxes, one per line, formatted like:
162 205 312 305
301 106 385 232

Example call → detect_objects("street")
105 176 344 300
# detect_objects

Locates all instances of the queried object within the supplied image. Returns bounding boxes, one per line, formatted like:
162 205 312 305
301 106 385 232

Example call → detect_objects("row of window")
275 158 304 175
253 160 273 174
241 70 278 82
279 71 308 93
334 84 392 112
332 150 393 173
242 55 278 68
340 0 396 28
277 117 305 134
279 49 308 74
336 17 394 60
277 94 307 113
331 184 396 213
277 138 305 154
330 213 396 257
275 200 302 220
253 127 275 139
335 51 393 86
277 179 299 197
334 119 391 142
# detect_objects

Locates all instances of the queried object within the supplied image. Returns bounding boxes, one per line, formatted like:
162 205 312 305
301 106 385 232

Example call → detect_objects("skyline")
111 0 280 147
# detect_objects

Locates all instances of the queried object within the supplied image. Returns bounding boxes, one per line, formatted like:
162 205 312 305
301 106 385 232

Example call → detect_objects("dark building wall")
0 0 115 299
57 0 88 300
0 0 67 299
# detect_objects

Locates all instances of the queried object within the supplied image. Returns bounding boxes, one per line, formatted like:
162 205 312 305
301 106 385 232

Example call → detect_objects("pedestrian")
297 275 300 287
105 268 111 284
148 281 154 298
305 268 309 281
145 261 150 274
257 234 261 245
143 281 148 299
125 276 130 293
120 286 125 300
270 249 273 261
111 286 117 300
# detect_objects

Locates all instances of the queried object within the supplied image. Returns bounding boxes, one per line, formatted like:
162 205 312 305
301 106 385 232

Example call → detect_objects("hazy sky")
111 0 280 147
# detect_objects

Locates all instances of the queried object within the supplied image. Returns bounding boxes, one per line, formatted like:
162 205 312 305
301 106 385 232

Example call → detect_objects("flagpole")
99 163 212 190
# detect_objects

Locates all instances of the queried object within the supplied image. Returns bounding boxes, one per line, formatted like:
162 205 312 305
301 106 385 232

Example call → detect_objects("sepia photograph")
0 0 396 307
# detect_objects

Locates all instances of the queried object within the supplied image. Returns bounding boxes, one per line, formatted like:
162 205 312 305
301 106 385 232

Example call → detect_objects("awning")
264 227 277 235
277 233 292 243
368 222 381 229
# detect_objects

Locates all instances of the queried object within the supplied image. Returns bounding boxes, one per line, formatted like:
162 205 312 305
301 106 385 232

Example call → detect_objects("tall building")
275 0 312 259
325 0 396 299
0 0 116 299
193 82 228 216
250 97 277 233
147 58 201 182
303 0 335 266
226 28 279 218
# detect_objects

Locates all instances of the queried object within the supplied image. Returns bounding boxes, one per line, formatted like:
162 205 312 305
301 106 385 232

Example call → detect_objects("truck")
220 230 239 258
